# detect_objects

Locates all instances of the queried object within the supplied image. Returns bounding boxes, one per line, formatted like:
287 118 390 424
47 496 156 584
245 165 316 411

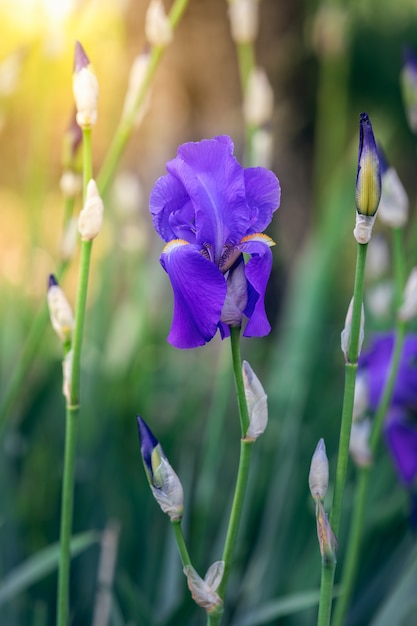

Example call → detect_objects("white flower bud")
62 349 73 403
121 52 152 127
242 360 268 439
353 375 368 421
145 0 173 47
47 277 74 342
59 170 83 199
60 217 79 261
243 67 274 127
73 66 99 128
349 419 372 467
378 167 409 228
228 0 259 44
341 296 365 361
252 128 274 168
78 179 104 240
353 213 376 244
183 561 224 613
366 282 393 319
398 266 417 322
366 235 390 281
309 439 329 502
151 457 184 521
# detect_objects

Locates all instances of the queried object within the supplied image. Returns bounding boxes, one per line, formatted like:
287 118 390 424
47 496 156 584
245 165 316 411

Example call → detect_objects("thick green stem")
332 226 407 626
171 520 192 567
317 242 368 626
229 326 250 436
56 127 94 626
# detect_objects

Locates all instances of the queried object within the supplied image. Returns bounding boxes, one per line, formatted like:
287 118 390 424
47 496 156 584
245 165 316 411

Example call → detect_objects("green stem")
332 225 407 626
229 326 250 436
171 520 192 567
96 0 190 198
317 242 368 626
235 41 256 167
56 127 94 626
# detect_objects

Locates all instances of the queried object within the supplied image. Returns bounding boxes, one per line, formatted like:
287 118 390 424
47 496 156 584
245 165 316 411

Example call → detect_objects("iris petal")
150 172 195 243
161 241 227 349
384 408 417 484
238 235 274 337
244 167 281 233
167 137 249 261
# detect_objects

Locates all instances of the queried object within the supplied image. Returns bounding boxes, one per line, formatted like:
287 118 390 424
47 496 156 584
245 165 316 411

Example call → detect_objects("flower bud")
366 235 390 281
309 439 329 502
60 217 79 261
315 499 338 563
121 52 152 127
350 418 372 467
243 67 274 127
183 561 224 614
73 41 99 128
353 375 368 421
366 282 393 320
228 0 259 44
137 416 184 521
377 148 408 228
400 45 417 136
47 275 74 343
60 170 83 199
355 113 381 219
78 179 104 240
145 0 173 47
62 110 83 171
341 296 365 361
398 267 417 322
242 360 268 439
62 349 73 404
252 127 273 168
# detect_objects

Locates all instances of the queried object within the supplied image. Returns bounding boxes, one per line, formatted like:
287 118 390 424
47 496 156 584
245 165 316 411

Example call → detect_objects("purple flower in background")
358 333 417 486
150 136 280 349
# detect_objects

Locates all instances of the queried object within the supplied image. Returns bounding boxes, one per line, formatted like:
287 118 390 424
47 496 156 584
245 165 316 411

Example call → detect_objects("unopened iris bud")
183 561 224 614
400 46 417 136
228 0 259 44
350 418 372 467
377 146 408 228
242 360 268 439
243 67 274 127
398 267 417 322
145 0 173 47
136 416 184 521
309 439 329 502
47 275 74 343
78 179 104 240
315 499 338 563
62 349 73 404
354 113 381 243
121 51 151 127
73 41 99 128
341 296 365 362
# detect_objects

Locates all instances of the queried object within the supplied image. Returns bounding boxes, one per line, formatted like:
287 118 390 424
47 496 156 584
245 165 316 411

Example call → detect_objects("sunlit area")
1 0 417 625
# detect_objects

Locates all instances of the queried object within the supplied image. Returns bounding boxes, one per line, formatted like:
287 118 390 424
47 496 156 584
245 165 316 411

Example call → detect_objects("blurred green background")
1 0 417 624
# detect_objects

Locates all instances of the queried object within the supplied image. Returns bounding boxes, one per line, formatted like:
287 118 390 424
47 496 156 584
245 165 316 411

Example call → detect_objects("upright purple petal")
244 167 281 233
150 172 196 243
161 241 227 348
166 138 249 261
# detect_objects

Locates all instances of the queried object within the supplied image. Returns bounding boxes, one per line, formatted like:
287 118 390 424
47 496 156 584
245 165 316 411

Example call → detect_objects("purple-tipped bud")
74 41 90 73
401 45 417 135
47 275 74 343
136 416 184 521
73 42 98 128
355 113 381 217
48 274 58 289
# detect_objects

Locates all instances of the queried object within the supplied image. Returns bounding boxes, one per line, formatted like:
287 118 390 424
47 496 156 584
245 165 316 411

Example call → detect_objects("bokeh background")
1 0 417 624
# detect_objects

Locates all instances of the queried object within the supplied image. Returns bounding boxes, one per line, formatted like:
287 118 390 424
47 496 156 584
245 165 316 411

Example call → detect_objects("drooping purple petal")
384 408 417 485
238 235 274 337
160 241 227 348
150 172 196 243
244 167 281 233
166 137 249 261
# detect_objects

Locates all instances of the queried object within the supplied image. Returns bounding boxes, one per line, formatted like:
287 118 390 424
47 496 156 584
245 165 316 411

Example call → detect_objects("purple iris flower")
358 333 417 486
149 136 281 349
